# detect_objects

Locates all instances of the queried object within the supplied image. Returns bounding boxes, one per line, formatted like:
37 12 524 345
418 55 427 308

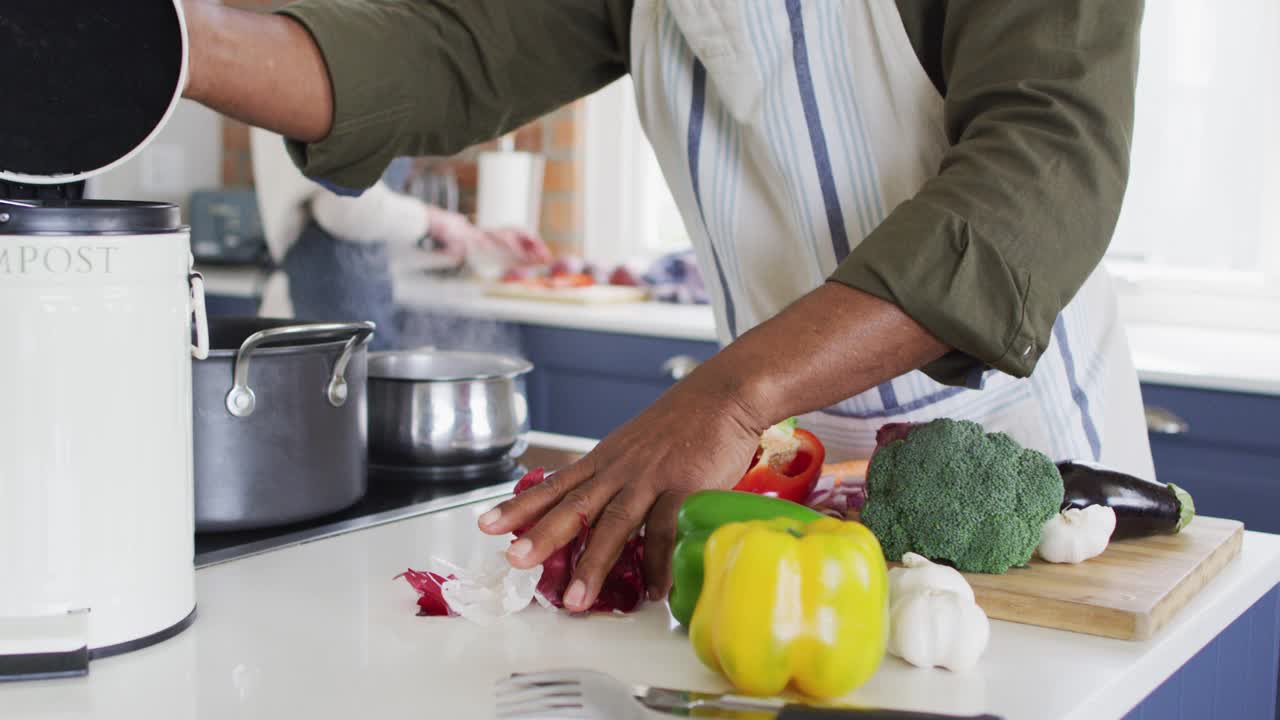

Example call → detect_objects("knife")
633 684 1003 720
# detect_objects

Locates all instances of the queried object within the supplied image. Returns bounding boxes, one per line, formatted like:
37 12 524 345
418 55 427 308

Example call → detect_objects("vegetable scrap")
395 569 454 617
397 467 646 620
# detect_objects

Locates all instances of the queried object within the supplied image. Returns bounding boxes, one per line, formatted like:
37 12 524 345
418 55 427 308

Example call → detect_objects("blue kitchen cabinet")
518 325 719 438
1141 384 1280 535
1123 585 1280 720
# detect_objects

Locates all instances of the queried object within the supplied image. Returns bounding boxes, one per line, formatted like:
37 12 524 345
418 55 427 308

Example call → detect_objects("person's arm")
184 1 334 143
481 0 1142 613
183 0 633 192
839 0 1143 386
308 183 429 247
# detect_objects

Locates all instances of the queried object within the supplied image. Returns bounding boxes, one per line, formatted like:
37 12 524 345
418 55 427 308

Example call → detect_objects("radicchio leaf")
533 531 579 607
395 569 455 616
513 467 546 494
512 468 647 613
589 536 645 613
875 422 920 451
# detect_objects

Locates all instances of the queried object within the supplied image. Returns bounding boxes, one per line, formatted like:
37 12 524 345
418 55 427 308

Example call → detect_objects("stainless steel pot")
193 317 375 532
367 350 533 467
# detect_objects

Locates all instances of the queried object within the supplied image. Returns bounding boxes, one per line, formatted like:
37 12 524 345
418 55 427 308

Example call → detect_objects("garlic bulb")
889 588 990 672
889 552 974 603
887 553 989 671
1037 505 1116 564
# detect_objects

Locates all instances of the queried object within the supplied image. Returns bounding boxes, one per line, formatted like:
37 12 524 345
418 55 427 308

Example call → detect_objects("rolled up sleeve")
276 0 633 191
830 0 1142 386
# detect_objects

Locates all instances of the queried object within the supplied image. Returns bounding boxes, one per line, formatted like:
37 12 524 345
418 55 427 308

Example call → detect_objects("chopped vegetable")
822 459 870 480
803 460 869 519
531 519 585 608
513 468 646 613
732 418 826 504
1037 505 1116 564
1058 462 1195 539
396 569 455 617
668 490 824 627
690 516 888 698
590 532 645 613
861 418 1064 574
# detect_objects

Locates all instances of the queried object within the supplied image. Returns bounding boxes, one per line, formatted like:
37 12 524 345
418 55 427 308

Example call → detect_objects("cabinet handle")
1145 406 1190 435
662 355 701 382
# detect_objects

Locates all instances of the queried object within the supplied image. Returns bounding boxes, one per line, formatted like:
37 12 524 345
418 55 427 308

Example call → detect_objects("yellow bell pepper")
689 516 889 699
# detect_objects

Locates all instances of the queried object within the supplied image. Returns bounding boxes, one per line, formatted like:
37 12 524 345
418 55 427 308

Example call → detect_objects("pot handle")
225 321 376 417
327 331 370 408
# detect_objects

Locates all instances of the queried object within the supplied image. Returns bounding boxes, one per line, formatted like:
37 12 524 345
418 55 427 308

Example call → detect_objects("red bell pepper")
733 419 826 504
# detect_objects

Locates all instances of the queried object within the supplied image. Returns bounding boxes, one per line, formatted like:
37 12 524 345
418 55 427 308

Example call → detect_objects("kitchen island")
3 433 1279 720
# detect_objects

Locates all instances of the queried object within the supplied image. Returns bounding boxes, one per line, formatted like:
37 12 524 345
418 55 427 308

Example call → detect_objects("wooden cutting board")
484 283 649 304
960 516 1244 640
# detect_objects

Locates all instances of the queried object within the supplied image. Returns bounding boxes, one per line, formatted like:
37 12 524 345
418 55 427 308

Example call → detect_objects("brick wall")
219 1 584 256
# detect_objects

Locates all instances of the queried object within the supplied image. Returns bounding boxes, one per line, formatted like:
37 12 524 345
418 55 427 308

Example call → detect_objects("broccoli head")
860 418 1064 574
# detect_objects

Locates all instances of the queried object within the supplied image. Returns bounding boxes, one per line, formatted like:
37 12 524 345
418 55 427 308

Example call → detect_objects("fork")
495 669 1004 719
496 670 648 719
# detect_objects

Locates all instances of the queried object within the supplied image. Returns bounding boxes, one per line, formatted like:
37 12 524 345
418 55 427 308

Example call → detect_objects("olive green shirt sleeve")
831 0 1142 386
275 0 633 191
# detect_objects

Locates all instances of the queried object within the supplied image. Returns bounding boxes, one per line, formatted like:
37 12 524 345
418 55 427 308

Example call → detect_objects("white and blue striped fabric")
630 0 1155 478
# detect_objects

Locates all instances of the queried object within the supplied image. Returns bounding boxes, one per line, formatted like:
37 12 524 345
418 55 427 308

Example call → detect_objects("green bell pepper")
668 490 824 627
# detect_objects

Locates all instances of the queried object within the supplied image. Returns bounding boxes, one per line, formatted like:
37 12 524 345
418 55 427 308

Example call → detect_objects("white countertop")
393 274 720 343
1123 323 1280 397
199 266 1280 396
4 433 1279 720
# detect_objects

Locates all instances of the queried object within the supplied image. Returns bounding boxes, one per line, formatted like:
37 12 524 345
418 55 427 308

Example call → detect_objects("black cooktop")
193 463 525 567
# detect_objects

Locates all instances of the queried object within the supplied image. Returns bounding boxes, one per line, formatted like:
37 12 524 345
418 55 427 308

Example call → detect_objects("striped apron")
630 0 1155 480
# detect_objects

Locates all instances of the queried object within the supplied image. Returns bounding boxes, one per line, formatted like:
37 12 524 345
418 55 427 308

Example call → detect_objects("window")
580 77 690 265
1106 0 1280 332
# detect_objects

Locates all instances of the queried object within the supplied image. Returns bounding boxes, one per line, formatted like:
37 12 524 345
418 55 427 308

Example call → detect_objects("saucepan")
193 317 375 532
366 349 533 467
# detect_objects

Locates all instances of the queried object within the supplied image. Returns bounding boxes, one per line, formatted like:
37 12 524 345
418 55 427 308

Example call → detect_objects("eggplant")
1057 462 1195 540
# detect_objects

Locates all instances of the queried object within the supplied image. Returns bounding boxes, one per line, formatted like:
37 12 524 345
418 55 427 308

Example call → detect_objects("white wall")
84 100 222 215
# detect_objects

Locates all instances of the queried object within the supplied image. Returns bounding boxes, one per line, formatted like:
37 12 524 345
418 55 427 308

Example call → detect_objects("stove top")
193 463 525 568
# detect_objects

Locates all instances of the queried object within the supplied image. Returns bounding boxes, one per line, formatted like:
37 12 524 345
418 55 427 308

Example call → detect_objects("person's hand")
425 206 551 267
476 367 769 612
475 227 553 266
475 279 954 614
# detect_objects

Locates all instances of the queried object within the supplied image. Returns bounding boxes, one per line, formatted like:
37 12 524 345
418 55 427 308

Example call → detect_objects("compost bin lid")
0 1 187 188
